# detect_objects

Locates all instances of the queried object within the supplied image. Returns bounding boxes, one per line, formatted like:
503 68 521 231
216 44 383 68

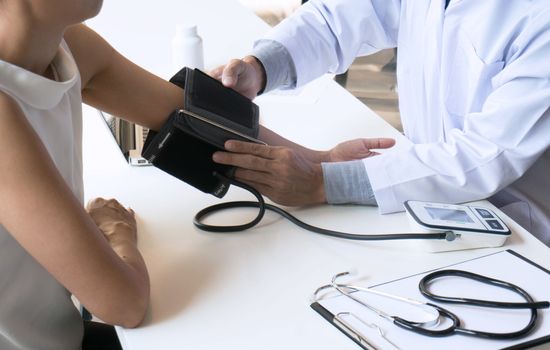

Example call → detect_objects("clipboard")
311 250 550 350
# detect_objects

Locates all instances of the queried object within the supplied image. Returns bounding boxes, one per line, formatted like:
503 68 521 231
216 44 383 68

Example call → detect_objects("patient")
0 0 186 349
0 1 396 348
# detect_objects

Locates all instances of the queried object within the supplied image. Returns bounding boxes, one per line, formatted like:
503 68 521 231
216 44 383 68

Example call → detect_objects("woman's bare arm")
64 24 183 131
0 92 149 328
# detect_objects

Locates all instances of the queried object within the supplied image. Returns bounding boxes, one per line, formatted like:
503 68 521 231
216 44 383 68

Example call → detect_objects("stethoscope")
313 271 549 340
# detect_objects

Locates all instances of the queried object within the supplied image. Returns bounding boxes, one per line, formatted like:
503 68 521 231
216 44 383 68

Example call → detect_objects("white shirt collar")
0 42 79 110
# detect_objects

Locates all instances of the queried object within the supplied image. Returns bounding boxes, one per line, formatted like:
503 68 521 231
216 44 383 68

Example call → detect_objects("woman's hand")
213 138 395 207
86 198 137 245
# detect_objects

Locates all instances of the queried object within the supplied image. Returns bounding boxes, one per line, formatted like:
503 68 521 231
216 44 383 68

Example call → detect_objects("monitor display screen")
425 207 474 223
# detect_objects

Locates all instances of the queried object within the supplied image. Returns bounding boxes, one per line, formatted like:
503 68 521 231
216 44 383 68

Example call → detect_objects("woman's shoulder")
64 24 114 90
0 90 23 117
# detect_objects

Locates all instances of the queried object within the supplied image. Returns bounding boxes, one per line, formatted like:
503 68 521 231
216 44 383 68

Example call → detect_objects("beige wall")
238 0 300 25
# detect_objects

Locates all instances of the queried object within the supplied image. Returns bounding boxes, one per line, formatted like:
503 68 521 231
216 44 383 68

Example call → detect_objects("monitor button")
476 208 494 219
487 220 503 230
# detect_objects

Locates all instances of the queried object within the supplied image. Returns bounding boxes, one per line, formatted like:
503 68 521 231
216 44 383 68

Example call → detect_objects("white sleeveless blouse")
0 41 84 349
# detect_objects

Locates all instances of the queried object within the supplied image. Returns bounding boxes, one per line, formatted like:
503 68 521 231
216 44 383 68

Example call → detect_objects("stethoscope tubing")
417 269 550 339
419 269 550 309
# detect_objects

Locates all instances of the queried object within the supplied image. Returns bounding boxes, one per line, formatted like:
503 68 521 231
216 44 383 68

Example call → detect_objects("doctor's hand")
209 56 266 100
212 138 395 207
327 138 396 162
213 141 325 206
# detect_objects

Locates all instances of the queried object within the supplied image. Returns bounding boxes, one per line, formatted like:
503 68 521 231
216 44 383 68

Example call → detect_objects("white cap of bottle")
172 24 204 71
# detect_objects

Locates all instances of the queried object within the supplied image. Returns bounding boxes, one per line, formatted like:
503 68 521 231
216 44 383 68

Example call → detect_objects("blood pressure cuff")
142 67 260 198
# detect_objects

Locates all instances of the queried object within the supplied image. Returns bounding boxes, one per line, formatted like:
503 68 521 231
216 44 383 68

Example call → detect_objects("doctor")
211 0 550 246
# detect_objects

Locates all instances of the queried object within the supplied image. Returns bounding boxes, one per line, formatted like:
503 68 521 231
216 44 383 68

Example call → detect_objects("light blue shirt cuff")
322 160 378 206
251 39 297 93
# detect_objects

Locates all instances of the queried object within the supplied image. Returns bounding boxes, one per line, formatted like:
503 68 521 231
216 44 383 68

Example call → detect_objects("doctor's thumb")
365 138 396 150
222 75 235 87
339 138 397 160
221 59 244 88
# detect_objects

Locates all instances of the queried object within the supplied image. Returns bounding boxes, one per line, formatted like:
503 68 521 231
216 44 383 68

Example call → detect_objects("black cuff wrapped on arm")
142 67 262 198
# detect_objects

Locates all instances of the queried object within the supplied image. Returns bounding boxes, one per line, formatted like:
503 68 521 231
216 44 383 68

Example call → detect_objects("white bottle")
172 24 204 71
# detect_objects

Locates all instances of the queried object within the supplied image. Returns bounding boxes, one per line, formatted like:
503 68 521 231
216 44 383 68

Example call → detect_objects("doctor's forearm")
322 160 377 205
251 40 297 93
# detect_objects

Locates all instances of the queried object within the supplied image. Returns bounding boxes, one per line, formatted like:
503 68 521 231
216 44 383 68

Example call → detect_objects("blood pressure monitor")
404 200 511 252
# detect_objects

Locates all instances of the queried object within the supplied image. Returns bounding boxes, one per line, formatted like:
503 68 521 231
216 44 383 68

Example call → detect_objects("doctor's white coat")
263 0 550 244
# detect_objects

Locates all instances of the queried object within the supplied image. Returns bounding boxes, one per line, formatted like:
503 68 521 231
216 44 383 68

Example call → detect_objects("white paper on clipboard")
315 250 550 350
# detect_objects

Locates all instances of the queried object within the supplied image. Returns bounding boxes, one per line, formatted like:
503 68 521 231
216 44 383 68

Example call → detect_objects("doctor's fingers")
233 168 279 188
224 140 278 158
209 65 225 80
213 151 273 172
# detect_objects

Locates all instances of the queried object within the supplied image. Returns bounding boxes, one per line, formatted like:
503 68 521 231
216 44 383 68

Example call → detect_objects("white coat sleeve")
364 10 550 214
262 0 401 86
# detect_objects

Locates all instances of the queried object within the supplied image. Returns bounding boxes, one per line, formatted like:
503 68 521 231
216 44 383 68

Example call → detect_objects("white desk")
84 1 550 349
